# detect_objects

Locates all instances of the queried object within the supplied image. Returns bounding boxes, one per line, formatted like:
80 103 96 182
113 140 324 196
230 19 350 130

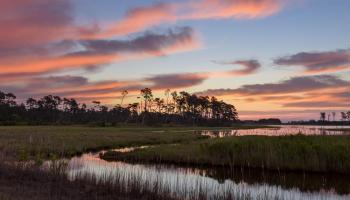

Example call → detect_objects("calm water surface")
200 125 350 137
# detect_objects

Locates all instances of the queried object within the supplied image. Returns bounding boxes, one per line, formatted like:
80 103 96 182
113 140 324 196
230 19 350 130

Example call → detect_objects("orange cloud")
98 0 285 39
197 75 349 97
0 54 118 74
303 65 350 74
182 0 283 20
0 27 200 75
195 75 350 118
0 1 201 78
0 70 208 104
99 3 177 38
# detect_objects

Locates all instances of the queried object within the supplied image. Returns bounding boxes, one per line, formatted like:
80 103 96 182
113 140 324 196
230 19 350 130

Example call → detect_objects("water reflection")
44 149 350 200
200 125 350 137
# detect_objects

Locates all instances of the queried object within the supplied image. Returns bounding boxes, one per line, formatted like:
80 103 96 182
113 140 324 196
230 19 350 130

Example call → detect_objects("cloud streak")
0 72 207 103
283 101 350 108
100 3 177 38
0 27 200 75
197 75 349 96
196 75 350 112
212 59 261 76
100 0 286 38
182 0 284 20
274 48 350 74
146 73 208 89
0 1 202 77
79 27 198 56
0 57 261 103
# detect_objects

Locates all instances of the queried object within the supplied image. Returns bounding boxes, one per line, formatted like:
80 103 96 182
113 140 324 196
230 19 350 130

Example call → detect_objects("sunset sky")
1 0 350 121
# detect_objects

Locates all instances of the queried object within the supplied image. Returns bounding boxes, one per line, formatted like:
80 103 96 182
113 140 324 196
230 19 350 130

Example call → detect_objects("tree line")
0 88 238 126
288 112 350 125
320 112 350 122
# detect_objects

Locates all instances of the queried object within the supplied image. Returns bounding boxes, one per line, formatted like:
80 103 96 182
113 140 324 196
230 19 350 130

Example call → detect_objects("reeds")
103 135 350 174
0 126 206 160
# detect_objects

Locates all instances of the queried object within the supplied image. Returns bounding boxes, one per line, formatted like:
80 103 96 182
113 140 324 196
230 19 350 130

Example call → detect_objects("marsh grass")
0 125 267 161
0 126 211 160
103 135 350 174
2 126 350 199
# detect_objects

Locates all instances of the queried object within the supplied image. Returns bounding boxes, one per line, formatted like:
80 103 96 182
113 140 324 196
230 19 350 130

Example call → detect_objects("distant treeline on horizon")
287 112 350 125
0 88 238 126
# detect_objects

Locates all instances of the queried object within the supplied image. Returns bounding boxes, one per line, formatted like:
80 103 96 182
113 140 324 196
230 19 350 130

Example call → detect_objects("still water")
200 125 350 137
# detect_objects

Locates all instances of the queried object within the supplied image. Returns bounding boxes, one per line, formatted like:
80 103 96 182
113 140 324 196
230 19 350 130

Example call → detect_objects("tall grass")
103 135 350 174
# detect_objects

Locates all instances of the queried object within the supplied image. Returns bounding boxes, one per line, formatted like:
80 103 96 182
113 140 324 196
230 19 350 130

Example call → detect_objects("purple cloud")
196 75 349 96
274 49 350 73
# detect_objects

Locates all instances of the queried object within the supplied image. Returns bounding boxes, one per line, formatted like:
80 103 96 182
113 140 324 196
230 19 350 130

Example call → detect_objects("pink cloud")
100 3 177 38
0 27 200 75
98 0 286 38
182 0 284 20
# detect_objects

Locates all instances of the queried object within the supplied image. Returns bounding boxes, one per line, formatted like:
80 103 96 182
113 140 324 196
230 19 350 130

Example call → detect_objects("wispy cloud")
283 101 350 108
0 1 203 78
274 48 350 74
99 0 286 38
196 75 350 111
146 73 208 89
0 27 200 75
78 27 198 57
182 0 284 20
212 59 261 76
99 3 177 38
197 75 349 96
0 72 206 103
0 57 262 103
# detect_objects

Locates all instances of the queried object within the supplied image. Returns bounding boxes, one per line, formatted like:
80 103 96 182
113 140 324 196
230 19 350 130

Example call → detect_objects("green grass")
0 126 210 160
103 135 350 174
0 125 264 160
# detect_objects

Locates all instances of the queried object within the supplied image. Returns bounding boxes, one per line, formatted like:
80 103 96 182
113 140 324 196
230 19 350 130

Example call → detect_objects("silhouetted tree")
320 112 326 122
0 89 239 126
120 90 128 106
140 88 153 112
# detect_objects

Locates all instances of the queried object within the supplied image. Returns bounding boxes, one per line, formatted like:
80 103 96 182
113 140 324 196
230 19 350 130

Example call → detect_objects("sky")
1 0 350 121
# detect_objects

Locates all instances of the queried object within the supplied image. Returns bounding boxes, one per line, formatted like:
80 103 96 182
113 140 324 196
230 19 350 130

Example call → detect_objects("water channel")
44 125 350 200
